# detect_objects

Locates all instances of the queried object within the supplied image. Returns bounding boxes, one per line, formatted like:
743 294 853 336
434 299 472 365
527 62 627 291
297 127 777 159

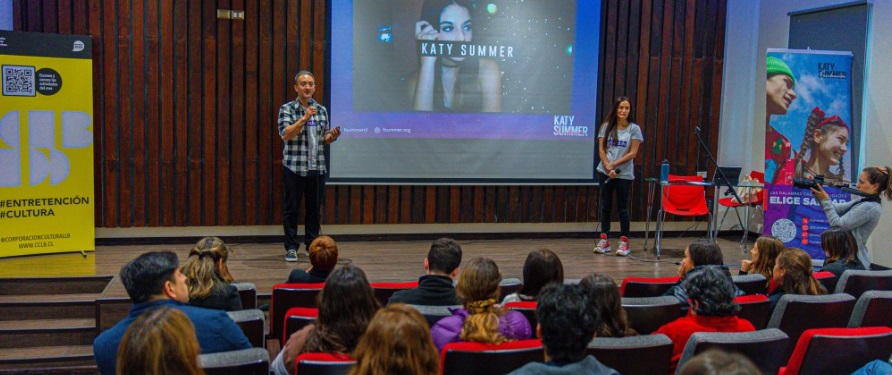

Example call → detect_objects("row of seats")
620 269 892 298
269 270 892 345
511 291 892 360
270 278 523 343
196 325 892 375
279 290 892 365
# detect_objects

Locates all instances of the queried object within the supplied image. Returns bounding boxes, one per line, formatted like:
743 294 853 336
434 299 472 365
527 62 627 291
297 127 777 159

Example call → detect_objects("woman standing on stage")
594 96 643 256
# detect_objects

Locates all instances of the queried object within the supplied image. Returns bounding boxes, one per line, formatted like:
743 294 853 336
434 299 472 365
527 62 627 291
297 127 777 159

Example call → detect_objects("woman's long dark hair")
580 274 635 337
518 249 564 297
821 227 858 264
306 265 381 353
600 96 632 142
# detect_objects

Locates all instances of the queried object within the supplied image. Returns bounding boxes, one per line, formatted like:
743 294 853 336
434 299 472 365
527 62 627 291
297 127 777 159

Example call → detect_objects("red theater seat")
504 301 538 329
283 307 318 346
620 276 679 297
270 283 325 344
295 352 355 375
734 294 770 329
370 281 418 305
779 327 892 375
440 339 544 375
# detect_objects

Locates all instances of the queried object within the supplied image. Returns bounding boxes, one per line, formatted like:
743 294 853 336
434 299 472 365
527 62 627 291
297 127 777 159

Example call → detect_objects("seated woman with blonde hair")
430 257 531 350
181 236 242 311
349 304 440 375
117 306 204 375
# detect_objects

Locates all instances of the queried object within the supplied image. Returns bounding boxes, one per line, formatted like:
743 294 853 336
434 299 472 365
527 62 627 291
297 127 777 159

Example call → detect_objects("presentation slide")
329 0 602 183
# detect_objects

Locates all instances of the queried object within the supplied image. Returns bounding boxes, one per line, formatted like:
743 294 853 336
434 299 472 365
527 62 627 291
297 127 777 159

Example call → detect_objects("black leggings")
598 172 632 238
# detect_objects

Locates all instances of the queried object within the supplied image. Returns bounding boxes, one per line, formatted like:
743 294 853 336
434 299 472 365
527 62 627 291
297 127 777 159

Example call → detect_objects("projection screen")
329 0 602 183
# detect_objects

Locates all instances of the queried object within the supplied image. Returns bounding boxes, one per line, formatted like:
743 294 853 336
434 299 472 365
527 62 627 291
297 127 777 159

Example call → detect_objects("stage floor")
3 235 753 298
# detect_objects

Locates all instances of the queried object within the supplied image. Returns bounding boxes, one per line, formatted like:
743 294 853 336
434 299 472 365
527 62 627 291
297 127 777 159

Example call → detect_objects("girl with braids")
580 273 637 338
777 107 850 186
181 236 242 311
768 248 827 314
430 257 531 350
594 96 643 256
812 166 892 269
273 265 381 375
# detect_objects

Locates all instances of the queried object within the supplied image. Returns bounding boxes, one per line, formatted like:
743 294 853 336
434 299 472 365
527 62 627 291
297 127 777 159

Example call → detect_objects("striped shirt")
277 98 330 175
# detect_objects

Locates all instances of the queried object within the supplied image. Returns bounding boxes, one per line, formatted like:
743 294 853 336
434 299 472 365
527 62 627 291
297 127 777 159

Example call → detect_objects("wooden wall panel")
12 0 727 228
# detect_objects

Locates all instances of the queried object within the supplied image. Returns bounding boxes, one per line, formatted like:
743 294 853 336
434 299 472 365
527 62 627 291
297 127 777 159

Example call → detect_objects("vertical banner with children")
0 31 95 258
763 49 854 260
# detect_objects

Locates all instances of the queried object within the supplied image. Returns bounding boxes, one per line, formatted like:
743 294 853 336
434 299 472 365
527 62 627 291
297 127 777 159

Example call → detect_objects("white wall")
720 0 892 267
861 1 892 267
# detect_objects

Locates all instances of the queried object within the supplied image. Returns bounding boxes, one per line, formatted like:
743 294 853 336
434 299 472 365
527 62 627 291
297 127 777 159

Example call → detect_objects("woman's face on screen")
438 3 473 63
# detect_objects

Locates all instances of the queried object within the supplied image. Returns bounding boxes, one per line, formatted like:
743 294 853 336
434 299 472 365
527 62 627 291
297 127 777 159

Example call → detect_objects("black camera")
793 175 824 189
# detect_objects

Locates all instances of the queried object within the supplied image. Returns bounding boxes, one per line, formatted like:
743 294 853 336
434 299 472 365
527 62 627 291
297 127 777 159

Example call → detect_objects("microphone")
605 169 622 183
694 126 701 134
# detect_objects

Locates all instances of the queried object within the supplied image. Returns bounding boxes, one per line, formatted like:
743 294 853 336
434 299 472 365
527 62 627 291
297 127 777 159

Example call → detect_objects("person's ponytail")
864 166 892 201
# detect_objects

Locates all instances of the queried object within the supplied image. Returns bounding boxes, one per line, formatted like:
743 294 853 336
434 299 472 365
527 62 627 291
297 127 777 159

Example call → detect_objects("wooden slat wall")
12 0 727 228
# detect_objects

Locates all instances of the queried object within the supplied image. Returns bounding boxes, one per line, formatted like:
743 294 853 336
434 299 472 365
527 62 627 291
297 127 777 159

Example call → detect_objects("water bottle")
660 159 669 183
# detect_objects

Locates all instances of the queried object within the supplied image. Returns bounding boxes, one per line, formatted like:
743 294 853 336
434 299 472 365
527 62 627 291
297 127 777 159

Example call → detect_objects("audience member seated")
655 266 756 374
739 236 784 286
580 273 637 337
431 257 532 350
349 304 440 375
664 239 742 307
93 252 252 375
273 264 381 375
181 236 242 311
677 349 761 375
507 283 619 375
116 306 203 375
287 236 339 283
502 249 564 303
818 227 865 278
769 247 828 314
388 237 462 306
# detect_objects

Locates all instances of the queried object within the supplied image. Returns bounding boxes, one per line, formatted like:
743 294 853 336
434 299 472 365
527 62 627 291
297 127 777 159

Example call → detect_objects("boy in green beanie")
765 56 797 184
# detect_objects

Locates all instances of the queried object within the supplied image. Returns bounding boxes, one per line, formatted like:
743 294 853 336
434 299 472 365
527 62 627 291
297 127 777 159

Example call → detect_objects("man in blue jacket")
93 251 252 375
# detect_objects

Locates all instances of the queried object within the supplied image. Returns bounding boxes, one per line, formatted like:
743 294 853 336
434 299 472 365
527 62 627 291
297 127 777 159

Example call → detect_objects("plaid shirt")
278 98 330 175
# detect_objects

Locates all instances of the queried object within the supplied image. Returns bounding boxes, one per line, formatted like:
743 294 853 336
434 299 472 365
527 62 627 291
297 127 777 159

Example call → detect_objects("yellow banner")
0 31 95 257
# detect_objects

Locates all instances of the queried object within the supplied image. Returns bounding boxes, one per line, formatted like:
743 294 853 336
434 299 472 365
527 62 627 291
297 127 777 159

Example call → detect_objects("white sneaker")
616 236 630 256
593 233 610 254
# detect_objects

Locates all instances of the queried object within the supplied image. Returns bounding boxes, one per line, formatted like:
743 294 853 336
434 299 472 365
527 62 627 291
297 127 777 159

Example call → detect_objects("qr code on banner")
2 65 36 97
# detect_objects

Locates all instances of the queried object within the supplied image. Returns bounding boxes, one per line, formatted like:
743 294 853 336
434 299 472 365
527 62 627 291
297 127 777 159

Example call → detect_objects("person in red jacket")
655 266 756 374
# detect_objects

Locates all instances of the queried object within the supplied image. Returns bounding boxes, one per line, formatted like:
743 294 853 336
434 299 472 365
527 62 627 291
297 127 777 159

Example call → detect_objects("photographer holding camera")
811 166 892 269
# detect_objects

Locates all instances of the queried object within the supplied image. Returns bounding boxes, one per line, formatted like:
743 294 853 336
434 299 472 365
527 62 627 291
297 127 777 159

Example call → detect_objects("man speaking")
277 70 341 262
